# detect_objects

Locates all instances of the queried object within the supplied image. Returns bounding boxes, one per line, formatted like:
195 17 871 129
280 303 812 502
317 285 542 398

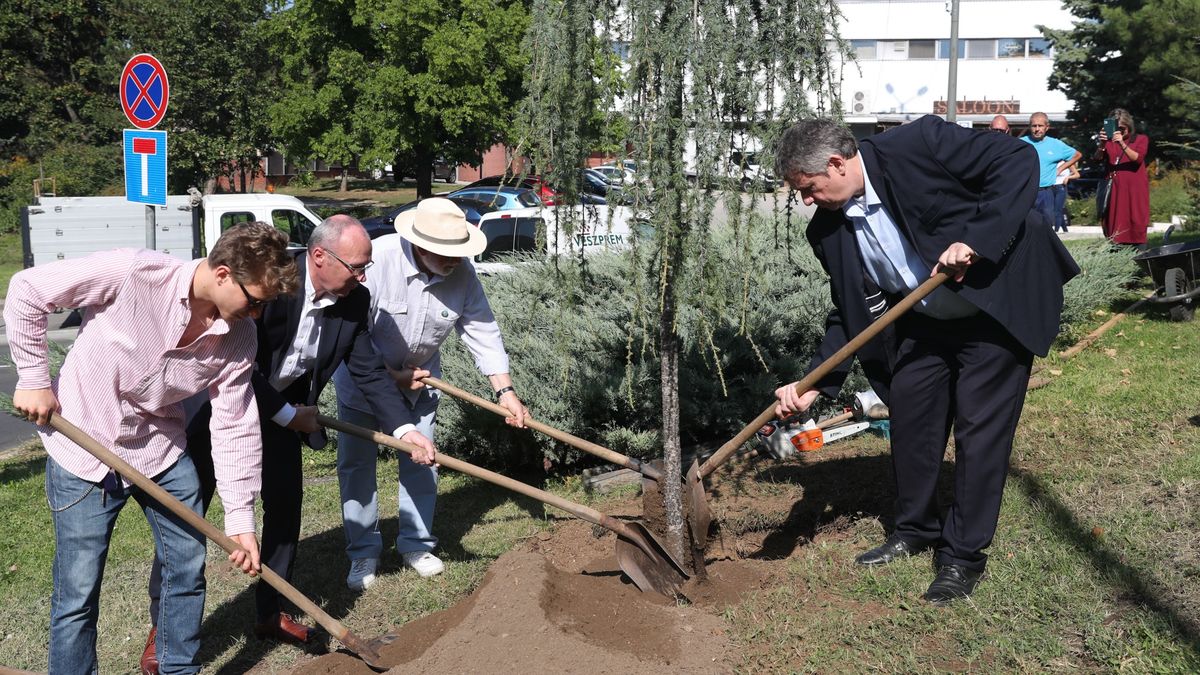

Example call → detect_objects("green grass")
0 229 24 297
722 303 1200 673
273 177 424 207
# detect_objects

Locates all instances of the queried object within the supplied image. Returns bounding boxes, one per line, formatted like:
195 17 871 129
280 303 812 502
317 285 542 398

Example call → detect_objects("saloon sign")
933 100 1020 115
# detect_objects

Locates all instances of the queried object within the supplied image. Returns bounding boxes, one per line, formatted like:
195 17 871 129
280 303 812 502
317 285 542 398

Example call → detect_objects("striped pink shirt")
5 249 262 535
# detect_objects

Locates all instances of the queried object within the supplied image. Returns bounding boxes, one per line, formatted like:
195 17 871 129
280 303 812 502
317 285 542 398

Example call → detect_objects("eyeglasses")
324 248 373 278
237 281 270 308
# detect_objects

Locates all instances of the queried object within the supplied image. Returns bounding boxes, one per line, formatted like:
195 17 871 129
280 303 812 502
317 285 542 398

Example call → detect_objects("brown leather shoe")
253 612 314 645
140 627 158 675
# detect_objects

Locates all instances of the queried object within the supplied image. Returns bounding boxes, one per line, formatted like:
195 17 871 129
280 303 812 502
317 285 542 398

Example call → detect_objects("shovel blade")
614 521 689 597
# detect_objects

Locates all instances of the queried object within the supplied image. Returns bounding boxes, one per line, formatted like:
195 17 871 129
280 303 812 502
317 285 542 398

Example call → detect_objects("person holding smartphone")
1096 108 1150 246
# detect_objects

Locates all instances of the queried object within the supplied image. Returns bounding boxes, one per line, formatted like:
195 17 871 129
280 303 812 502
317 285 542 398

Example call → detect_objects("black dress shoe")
854 534 928 566
923 564 984 605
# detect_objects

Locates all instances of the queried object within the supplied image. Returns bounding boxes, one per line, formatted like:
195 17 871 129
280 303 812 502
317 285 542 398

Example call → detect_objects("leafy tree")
270 0 529 196
113 0 280 192
0 0 123 158
1042 0 1200 162
520 0 846 565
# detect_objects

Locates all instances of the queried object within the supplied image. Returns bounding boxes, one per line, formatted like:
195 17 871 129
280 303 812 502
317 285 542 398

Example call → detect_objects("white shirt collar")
303 255 337 307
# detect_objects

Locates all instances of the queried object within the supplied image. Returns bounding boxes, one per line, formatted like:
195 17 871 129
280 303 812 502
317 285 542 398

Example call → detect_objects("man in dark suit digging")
773 116 1079 604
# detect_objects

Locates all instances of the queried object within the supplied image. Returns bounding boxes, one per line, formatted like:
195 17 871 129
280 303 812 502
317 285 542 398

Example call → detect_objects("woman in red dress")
1096 108 1150 246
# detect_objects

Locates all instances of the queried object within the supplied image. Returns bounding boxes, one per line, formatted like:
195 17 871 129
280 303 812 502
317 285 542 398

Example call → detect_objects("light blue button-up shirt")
332 234 510 415
843 155 978 320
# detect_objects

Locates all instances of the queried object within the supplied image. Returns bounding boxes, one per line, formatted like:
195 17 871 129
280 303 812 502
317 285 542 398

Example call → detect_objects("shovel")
316 414 689 597
44 415 392 672
686 272 953 550
420 376 664 481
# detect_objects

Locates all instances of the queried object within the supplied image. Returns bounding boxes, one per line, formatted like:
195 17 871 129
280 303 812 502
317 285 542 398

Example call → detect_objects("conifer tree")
520 0 846 563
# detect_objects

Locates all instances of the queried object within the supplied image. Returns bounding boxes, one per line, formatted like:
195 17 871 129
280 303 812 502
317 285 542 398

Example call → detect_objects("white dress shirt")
269 259 336 427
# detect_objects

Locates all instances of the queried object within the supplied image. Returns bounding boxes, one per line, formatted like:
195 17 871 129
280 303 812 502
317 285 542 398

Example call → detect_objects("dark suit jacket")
805 115 1081 402
252 251 408 448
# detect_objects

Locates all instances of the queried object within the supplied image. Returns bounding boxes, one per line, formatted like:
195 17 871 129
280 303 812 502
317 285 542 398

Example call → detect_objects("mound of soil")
293 526 781 674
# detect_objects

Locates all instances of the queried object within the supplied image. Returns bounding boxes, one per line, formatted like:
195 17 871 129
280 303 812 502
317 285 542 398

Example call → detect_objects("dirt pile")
293 531 781 674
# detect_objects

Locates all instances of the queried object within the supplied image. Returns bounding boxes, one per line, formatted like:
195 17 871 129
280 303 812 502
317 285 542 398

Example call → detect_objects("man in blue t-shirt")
1021 112 1081 232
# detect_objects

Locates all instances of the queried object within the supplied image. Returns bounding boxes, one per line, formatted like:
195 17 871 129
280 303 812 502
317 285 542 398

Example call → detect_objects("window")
273 210 315 246
851 40 876 60
1027 38 1051 58
937 39 965 59
967 39 996 59
909 40 936 59
878 40 908 60
220 212 255 231
998 38 1025 58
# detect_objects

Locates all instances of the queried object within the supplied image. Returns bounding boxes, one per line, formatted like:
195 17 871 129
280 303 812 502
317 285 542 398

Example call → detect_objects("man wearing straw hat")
333 197 528 590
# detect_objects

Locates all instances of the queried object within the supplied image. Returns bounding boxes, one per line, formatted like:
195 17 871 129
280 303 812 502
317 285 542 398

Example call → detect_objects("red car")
460 174 559 206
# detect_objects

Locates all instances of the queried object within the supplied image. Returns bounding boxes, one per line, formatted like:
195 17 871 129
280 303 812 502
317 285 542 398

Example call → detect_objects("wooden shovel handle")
317 414 637 539
46 415 369 655
422 376 664 482
698 272 951 478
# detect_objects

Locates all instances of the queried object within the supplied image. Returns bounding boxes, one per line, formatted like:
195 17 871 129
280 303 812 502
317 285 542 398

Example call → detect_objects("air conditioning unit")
852 90 870 114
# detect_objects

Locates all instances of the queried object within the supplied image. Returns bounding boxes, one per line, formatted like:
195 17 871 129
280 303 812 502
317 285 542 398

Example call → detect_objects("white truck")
20 191 324 268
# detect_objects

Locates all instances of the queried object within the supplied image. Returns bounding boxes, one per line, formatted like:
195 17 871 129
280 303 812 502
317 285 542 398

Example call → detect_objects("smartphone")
1103 117 1117 137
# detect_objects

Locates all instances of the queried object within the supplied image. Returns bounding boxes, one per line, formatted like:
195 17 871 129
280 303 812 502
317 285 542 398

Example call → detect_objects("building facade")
833 0 1075 136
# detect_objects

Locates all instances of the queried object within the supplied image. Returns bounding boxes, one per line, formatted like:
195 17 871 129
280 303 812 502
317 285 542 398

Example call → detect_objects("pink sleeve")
3 250 137 389
207 328 264 536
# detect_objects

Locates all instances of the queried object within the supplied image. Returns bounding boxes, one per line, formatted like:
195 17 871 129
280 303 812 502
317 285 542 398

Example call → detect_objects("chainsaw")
757 416 871 460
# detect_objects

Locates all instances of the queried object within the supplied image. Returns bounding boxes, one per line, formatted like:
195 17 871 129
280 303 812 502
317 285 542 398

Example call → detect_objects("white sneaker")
346 557 378 591
401 551 445 578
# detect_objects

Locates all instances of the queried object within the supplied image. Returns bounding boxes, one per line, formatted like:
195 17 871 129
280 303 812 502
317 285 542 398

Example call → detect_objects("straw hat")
394 198 486 257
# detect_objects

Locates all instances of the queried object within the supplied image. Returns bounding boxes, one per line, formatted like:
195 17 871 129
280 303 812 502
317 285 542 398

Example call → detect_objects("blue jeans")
1034 188 1057 232
337 389 440 560
1051 184 1068 232
46 455 206 675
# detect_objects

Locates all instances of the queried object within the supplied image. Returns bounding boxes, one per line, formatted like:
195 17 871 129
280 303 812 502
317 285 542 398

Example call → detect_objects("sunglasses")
237 281 269 308
325 248 374 277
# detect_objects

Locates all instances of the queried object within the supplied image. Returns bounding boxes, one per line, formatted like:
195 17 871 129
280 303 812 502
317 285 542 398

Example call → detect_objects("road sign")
124 129 167 205
120 54 169 129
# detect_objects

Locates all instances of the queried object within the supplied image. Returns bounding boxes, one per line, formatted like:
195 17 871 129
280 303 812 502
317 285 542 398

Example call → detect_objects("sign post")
119 53 170 249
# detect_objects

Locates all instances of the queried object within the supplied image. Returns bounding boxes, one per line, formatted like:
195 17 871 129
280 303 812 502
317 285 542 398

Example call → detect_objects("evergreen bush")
433 231 1138 468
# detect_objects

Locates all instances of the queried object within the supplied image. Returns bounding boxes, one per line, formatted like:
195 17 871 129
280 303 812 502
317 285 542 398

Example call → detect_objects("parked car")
361 196 499 239
727 151 779 192
460 174 559 205
432 158 458 183
591 164 638 185
448 185 543 211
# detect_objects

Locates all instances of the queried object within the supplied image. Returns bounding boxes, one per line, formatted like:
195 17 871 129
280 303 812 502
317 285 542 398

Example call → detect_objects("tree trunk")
655 0 694 570
415 144 435 199
658 263 687 567
339 168 349 193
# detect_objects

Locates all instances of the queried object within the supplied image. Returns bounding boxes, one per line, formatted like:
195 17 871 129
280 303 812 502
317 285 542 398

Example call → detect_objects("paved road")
0 314 77 453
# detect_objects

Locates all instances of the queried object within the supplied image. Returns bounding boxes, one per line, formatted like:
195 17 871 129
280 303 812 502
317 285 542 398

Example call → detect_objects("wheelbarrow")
1133 236 1200 321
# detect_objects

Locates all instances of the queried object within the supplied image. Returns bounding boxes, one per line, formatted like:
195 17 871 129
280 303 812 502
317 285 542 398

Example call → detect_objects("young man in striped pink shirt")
6 222 297 675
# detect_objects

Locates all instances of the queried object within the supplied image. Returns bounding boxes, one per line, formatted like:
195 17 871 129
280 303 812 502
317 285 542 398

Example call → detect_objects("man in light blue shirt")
1021 112 1081 233
333 198 528 590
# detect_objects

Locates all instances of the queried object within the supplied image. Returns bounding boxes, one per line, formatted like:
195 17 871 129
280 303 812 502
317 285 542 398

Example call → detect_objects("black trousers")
150 382 309 624
889 312 1033 571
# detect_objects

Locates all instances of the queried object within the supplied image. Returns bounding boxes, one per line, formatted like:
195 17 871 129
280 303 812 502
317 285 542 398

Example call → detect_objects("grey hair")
774 119 858 178
307 214 365 251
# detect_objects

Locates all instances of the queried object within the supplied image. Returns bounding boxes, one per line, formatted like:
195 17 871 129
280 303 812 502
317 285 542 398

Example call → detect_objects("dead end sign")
120 54 169 129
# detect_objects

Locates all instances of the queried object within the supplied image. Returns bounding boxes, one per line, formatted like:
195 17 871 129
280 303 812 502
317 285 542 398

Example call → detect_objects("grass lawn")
0 229 25 297
1 237 1198 672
